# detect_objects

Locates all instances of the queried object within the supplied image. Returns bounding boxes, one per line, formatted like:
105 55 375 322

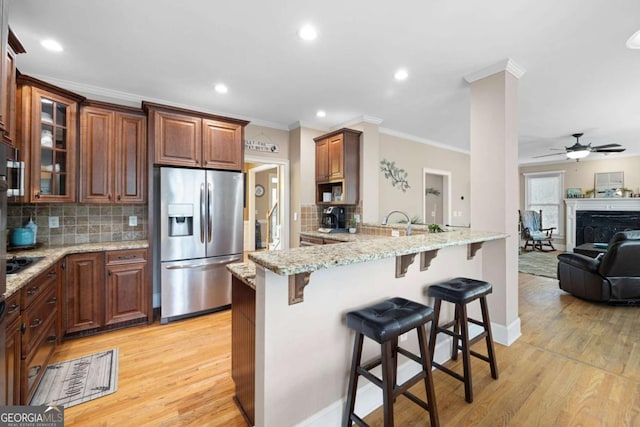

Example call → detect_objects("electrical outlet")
49 216 59 228
400 333 408 342
391 230 400 237
354 214 360 223
129 216 138 227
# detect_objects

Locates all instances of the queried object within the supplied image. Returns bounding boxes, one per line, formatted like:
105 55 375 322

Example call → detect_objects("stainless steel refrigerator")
158 167 243 323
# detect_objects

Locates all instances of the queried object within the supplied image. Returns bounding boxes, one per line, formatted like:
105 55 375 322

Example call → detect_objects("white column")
467 59 524 345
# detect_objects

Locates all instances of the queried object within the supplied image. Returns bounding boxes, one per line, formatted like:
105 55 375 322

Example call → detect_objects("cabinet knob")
8 304 20 314
35 192 41 199
30 318 43 328
47 336 57 344
108 194 112 200
47 270 56 278
47 296 57 305
108 270 112 276
20 323 26 334
27 286 40 296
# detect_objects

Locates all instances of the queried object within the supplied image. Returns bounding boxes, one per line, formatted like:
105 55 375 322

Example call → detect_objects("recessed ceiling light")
316 110 326 118
41 39 63 52
394 69 409 81
298 24 318 41
214 83 228 94
626 29 640 49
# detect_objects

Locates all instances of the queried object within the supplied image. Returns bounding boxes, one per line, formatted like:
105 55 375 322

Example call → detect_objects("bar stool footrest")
431 361 465 383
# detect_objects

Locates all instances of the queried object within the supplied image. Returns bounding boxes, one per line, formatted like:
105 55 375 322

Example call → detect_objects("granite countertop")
5 240 149 298
249 229 508 276
227 262 256 290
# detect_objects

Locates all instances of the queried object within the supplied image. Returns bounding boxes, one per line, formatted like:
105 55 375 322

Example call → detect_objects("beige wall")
378 132 471 226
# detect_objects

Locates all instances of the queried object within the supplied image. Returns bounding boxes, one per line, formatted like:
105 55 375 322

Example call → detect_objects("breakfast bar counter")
228 229 510 427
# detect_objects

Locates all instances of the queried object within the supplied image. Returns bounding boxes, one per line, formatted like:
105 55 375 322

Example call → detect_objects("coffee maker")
320 206 346 232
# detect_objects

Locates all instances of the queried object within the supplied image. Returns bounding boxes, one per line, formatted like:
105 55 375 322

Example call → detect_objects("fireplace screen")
576 210 640 245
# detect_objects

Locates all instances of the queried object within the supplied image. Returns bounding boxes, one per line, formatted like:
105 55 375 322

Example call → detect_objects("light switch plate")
49 216 59 228
129 216 138 227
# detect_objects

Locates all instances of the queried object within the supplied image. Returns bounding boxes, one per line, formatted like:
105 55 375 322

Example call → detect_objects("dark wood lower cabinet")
64 249 149 338
231 276 255 426
64 252 104 335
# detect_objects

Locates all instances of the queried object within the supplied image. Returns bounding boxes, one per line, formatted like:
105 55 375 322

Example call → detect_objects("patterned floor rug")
30 348 118 408
518 251 560 279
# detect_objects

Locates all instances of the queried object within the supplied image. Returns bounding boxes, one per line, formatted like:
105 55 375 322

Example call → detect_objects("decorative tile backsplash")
7 203 147 247
300 203 362 232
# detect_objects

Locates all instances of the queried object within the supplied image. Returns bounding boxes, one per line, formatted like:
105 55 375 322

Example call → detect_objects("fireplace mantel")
565 198 640 251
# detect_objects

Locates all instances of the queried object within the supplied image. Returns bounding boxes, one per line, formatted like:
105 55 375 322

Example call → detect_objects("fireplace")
565 198 640 251
575 210 640 245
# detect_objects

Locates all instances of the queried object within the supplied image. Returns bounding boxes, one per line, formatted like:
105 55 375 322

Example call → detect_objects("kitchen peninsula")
228 228 508 427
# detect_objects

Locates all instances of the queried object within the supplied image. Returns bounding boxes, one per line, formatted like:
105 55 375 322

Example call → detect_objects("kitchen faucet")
381 210 412 236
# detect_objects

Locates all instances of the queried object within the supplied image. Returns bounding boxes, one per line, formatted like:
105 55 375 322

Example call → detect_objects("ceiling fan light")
566 149 590 160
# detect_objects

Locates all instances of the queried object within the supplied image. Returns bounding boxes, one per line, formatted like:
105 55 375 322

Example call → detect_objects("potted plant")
349 217 357 234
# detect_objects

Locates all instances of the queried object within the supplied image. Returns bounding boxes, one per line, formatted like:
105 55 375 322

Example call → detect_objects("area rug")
518 251 559 279
30 348 119 408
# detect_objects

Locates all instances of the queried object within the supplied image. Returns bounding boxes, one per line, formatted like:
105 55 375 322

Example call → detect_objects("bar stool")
343 297 439 427
427 277 499 403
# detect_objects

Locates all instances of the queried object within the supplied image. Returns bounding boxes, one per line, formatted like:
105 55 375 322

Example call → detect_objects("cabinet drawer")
22 317 57 404
21 266 57 309
22 286 57 357
106 249 147 265
5 292 21 326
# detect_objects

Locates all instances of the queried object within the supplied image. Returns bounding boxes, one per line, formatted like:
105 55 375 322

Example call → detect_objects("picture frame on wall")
595 171 624 198
567 188 582 198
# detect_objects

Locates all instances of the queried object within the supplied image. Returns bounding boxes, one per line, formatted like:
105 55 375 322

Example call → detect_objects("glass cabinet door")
32 88 77 202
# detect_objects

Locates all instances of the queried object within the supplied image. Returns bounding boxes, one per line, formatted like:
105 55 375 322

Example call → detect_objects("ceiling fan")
534 133 626 161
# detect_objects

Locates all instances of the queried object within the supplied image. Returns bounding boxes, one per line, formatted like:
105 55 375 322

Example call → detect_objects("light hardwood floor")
51 272 640 426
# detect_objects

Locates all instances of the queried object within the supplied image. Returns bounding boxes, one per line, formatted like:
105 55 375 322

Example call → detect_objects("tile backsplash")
300 203 362 232
7 203 147 247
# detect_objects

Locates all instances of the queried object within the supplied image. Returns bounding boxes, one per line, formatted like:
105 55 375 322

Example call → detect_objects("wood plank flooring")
51 272 640 426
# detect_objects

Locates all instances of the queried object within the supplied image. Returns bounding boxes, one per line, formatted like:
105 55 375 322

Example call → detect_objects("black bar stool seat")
343 297 439 427
428 277 499 403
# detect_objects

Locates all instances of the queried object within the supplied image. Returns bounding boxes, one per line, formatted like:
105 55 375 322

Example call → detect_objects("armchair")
557 230 640 302
519 209 556 251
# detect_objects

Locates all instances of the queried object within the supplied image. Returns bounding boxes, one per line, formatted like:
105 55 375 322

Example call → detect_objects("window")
524 171 565 237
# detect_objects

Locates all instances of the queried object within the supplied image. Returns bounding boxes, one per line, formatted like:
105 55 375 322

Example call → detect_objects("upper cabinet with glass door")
17 75 84 202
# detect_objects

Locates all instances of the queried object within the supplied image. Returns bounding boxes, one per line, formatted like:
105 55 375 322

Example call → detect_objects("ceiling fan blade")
533 152 566 158
590 143 622 149
592 148 626 153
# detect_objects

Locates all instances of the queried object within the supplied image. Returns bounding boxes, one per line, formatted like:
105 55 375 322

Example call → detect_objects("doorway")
423 168 451 226
246 157 289 251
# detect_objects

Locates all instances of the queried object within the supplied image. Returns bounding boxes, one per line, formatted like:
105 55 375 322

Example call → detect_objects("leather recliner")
557 230 640 302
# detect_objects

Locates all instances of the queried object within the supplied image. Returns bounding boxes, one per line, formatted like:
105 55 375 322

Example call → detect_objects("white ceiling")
8 0 640 165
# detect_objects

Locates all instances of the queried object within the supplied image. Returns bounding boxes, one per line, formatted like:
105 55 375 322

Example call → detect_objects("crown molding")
26 73 290 131
379 127 470 155
464 58 526 84
336 115 384 129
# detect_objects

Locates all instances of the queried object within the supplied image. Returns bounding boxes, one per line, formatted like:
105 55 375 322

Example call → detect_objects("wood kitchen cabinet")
64 252 104 335
0 0 8 141
299 234 344 246
2 28 25 145
231 276 255 425
104 249 148 326
16 75 84 203
63 249 149 338
4 292 21 405
145 102 248 171
19 262 61 404
314 128 361 205
80 101 147 203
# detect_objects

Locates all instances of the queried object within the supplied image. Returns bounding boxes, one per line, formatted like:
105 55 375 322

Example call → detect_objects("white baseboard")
491 318 521 346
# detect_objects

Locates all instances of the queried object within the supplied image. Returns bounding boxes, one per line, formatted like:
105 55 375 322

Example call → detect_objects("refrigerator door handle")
207 182 213 243
200 183 205 243
165 255 243 270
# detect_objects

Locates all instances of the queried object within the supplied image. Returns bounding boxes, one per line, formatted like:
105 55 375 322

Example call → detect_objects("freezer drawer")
160 255 241 323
